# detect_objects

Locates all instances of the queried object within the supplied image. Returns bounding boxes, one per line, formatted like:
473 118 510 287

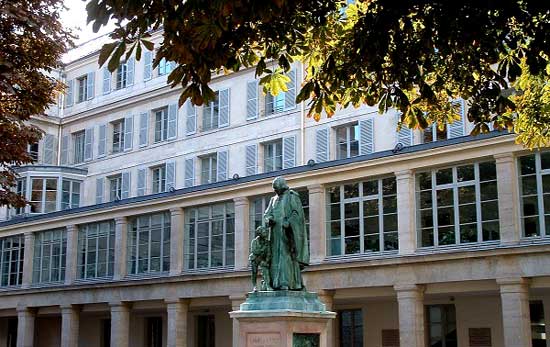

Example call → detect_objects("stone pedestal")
230 291 336 347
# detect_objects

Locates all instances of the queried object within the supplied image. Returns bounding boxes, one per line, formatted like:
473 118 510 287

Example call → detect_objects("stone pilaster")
64 225 79 285
308 184 327 264
21 232 35 288
230 294 247 347
169 208 185 276
317 290 336 347
110 302 131 347
166 299 189 347
497 277 532 347
60 305 80 347
395 284 425 347
395 170 416 255
495 153 521 244
113 217 128 280
16 307 35 347
234 197 250 270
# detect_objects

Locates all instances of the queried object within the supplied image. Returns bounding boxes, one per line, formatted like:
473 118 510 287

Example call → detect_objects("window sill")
182 266 235 275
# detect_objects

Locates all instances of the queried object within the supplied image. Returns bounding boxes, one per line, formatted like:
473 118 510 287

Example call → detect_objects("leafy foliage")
0 0 72 208
88 0 550 147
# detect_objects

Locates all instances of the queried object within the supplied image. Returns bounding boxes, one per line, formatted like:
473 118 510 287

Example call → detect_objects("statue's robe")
264 189 309 290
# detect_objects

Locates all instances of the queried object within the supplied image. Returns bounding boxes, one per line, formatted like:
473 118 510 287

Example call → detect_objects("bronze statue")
249 226 272 291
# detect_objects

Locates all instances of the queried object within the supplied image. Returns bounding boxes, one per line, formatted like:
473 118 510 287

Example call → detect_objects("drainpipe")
57 69 65 166
300 61 306 165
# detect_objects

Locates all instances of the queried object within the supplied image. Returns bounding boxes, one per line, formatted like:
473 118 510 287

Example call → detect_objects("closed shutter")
315 127 329 163
359 118 375 155
216 150 228 182
121 171 131 199
102 67 111 95
185 100 196 135
96 177 104 204
284 69 296 110
60 135 69 165
448 99 465 138
396 114 413 146
219 88 230 127
66 79 74 107
86 71 95 100
282 135 296 169
184 158 195 188
137 168 147 196
139 112 149 147
126 57 135 86
245 144 258 176
167 103 178 139
165 161 176 191
98 124 107 157
246 80 259 120
124 115 134 151
42 134 56 165
84 128 94 161
143 51 153 81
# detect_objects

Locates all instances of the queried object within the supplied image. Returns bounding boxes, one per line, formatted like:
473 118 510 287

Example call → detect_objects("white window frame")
158 58 174 76
153 108 169 143
111 119 125 154
116 63 128 90
151 165 166 194
27 143 39 161
77 221 115 279
61 179 80 210
76 75 88 103
263 140 283 173
202 91 220 131
200 154 218 185
335 123 359 159
14 178 27 216
109 174 123 202
30 177 58 214
519 152 550 237
73 131 85 164
32 229 67 284
127 212 171 274
0 235 24 287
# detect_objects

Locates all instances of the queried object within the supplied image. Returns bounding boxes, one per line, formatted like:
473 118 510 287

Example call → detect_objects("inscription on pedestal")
247 333 282 347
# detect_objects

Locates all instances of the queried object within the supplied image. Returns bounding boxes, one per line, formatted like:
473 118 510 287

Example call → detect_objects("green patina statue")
250 176 309 291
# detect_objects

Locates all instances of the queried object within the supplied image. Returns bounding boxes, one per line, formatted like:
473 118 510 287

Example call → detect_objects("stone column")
166 299 189 347
308 184 327 264
113 217 128 280
396 170 416 255
61 305 80 347
395 284 425 347
318 290 336 347
495 153 521 244
230 294 247 347
16 307 35 347
65 225 79 285
21 232 35 288
170 208 185 276
497 278 532 347
233 197 250 270
110 302 131 347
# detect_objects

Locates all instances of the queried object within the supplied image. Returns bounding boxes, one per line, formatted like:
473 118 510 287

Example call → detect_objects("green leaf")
108 42 126 72
141 39 154 52
98 42 118 68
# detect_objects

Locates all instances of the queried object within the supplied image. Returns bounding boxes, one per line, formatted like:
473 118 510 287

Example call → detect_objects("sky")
61 0 116 45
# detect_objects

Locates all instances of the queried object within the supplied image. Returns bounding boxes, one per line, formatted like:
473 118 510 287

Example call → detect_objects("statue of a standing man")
264 177 309 290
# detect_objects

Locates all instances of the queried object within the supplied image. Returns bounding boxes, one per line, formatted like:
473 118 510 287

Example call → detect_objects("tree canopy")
89 0 550 148
0 0 72 208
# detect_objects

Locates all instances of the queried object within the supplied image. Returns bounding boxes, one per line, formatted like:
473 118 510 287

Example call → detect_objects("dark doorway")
146 317 163 347
197 315 215 347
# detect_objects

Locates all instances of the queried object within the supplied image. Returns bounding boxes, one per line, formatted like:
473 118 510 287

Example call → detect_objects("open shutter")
60 135 69 165
245 144 258 176
84 128 94 161
216 150 228 182
66 79 74 107
121 171 131 199
124 115 134 151
166 161 176 191
102 67 111 95
139 112 149 147
42 134 56 165
185 101 196 135
126 58 135 86
283 135 296 169
448 99 465 138
359 118 374 155
137 168 146 196
246 80 259 120
218 89 230 127
167 103 178 139
98 124 107 157
396 114 413 146
96 177 104 204
184 158 195 188
284 69 296 110
143 51 153 81
86 71 95 100
315 127 329 163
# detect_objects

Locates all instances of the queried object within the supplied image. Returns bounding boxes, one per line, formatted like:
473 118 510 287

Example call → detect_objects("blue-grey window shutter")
126 57 135 86
143 51 153 81
283 135 296 169
139 112 149 147
284 69 296 110
448 99 465 138
396 114 413 146
315 127 329 163
246 80 259 120
185 101 196 135
96 177 104 204
137 168 146 196
218 89 230 127
102 67 111 95
167 103 178 139
66 79 74 107
86 71 95 100
84 127 94 161
121 171 131 199
98 124 107 157
166 161 176 191
42 134 56 165
216 150 228 182
60 134 69 165
124 115 134 151
359 118 374 155
245 144 258 176
184 158 195 188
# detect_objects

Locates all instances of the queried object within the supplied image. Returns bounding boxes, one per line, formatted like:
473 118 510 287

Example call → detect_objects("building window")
61 179 80 210
151 165 166 194
158 58 174 76
0 235 24 287
340 309 363 347
154 108 169 143
203 91 220 131
28 143 39 161
336 123 359 159
427 305 457 347
33 229 67 284
77 221 115 279
109 174 122 202
530 301 546 347
116 63 128 89
416 161 499 247
112 119 125 154
327 177 398 256
423 123 448 143
30 177 57 214
197 315 215 347
185 202 235 270
200 154 217 185
263 140 283 173
146 317 163 347
127 212 171 274
266 92 285 115
15 178 26 215
77 75 88 103
519 152 550 237
73 131 85 164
